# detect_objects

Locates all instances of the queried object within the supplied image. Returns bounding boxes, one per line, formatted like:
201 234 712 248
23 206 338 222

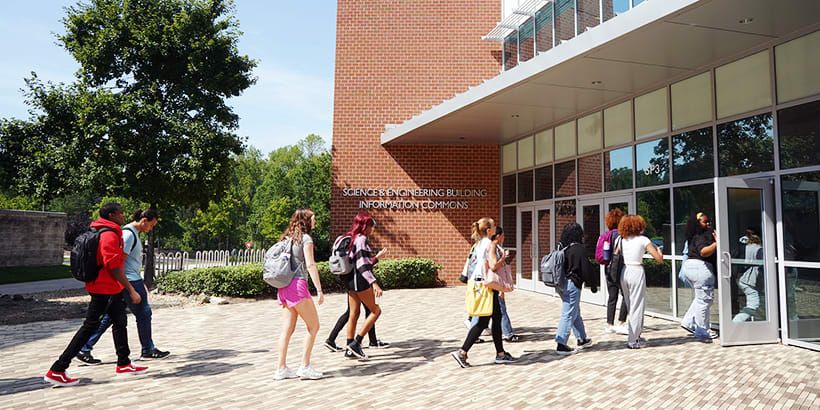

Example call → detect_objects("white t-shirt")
470 237 492 280
621 235 652 265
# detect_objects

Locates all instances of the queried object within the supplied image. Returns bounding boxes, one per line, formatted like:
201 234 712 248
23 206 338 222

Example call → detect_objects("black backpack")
70 227 115 282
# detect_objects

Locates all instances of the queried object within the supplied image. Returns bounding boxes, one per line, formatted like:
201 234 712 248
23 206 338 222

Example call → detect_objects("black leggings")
327 300 377 344
461 290 503 354
606 268 628 325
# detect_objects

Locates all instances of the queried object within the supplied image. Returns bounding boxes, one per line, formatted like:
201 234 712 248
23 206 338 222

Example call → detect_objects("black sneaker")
324 340 344 352
555 343 576 356
577 338 593 349
494 351 516 364
346 341 368 360
76 351 102 365
139 349 170 360
367 340 390 349
451 350 470 368
344 349 356 359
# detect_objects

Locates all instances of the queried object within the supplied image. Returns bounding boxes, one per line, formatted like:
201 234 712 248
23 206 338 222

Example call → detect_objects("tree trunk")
144 202 157 289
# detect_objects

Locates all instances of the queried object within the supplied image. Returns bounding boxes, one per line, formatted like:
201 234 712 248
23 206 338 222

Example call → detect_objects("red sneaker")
44 370 79 387
115 363 148 375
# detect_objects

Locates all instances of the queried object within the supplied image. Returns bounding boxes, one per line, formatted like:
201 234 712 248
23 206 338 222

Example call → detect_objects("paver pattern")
1 287 818 409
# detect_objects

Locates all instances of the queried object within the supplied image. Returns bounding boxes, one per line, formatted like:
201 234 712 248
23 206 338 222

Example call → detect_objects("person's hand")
316 291 324 305
375 248 388 259
373 283 383 297
712 230 718 241
503 249 510 259
130 290 142 304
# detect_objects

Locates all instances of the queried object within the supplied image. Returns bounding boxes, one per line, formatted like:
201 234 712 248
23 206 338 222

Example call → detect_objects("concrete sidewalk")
1 287 818 408
0 278 84 296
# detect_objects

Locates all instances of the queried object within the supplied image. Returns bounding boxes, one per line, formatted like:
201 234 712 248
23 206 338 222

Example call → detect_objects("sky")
0 0 337 155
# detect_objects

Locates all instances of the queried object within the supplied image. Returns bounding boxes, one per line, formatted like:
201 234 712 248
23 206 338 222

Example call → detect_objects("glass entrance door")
516 207 536 291
577 199 605 305
717 178 779 345
534 204 555 294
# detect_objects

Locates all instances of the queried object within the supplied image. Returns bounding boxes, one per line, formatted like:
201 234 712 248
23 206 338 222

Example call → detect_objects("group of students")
44 203 169 387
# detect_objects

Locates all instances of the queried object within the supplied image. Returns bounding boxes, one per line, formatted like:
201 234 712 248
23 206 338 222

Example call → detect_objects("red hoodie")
86 218 125 295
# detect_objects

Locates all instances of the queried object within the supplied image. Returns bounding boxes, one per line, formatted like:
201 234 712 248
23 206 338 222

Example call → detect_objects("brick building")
332 0 820 351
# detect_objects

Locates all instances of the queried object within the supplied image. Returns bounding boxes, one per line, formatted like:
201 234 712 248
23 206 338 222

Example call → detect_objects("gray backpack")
329 235 353 275
263 238 296 288
540 242 571 289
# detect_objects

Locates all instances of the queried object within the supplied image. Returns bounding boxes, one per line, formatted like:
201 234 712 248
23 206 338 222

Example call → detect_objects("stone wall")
0 210 67 267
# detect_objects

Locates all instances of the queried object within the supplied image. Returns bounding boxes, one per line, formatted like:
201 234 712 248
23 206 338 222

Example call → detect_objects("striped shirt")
352 235 378 284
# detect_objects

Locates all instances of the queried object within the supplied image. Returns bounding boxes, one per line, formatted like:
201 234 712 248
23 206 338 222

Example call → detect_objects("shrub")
374 258 442 289
156 264 270 297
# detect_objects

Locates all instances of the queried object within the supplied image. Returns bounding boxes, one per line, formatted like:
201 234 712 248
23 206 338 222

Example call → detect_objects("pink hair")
345 211 375 252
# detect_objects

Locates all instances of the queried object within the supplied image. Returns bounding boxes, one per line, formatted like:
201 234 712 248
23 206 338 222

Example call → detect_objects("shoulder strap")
123 226 139 253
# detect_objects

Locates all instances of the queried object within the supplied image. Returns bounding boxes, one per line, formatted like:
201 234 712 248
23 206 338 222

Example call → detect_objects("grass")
0 265 73 285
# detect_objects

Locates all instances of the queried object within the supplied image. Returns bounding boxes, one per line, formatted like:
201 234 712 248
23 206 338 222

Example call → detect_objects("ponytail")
132 208 158 222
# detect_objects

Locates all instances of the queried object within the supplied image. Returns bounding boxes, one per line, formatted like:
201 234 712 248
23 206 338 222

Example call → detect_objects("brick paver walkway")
1 287 818 409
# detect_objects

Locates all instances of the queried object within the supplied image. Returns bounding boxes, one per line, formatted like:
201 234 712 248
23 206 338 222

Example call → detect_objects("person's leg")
327 303 350 343
618 286 629 324
490 291 505 354
355 288 381 337
364 304 378 345
681 262 700 330
51 294 111 372
606 272 618 326
632 270 647 341
126 280 155 355
81 313 113 354
108 293 132 366
623 269 643 345
733 282 756 323
498 294 513 337
568 282 588 342
277 306 299 369
554 284 574 345
461 315 490 352
292 298 320 368
346 292 361 342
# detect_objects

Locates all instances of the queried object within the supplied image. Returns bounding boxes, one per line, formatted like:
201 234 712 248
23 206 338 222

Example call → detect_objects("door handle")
721 252 731 279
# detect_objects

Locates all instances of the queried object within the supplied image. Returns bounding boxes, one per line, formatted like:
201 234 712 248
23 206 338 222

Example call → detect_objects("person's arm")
646 238 663 262
101 231 140 304
700 231 718 257
303 241 323 305
355 237 382 296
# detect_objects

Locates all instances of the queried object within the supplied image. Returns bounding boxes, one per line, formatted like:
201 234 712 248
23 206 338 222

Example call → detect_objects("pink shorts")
277 278 311 308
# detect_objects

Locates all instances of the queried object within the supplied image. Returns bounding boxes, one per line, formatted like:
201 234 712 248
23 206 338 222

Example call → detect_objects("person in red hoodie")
44 203 148 387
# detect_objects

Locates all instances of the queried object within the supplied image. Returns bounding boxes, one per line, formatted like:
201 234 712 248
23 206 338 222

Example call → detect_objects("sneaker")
494 351 516 364
555 343 576 356
706 329 719 339
481 328 491 336
368 340 391 349
139 349 170 360
577 338 594 349
502 334 521 342
680 324 695 335
695 335 714 343
604 325 616 334
43 370 79 387
614 325 629 335
324 340 344 353
296 365 324 380
346 341 368 360
451 350 470 368
463 318 472 329
115 363 148 375
627 342 642 349
273 367 299 380
76 351 102 365
344 349 355 359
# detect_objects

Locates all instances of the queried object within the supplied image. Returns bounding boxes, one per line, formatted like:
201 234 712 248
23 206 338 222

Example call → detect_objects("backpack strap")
123 226 139 254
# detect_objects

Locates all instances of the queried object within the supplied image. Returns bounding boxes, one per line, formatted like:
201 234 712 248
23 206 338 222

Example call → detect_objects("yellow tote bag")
465 279 493 317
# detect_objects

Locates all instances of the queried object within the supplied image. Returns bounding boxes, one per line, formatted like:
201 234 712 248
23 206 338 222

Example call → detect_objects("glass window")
778 100 820 170
671 72 713 130
580 203 601 258
535 3 554 53
673 184 715 255
577 0 601 33
605 146 633 191
555 160 576 198
672 127 714 183
716 51 772 119
554 0 576 43
518 170 534 203
578 111 602 154
518 136 534 169
632 0 644 6
726 187 768 323
535 165 553 200
555 199 576 247
786 267 820 346
717 113 774 177
519 19 535 62
502 142 517 173
554 121 577 160
775 30 820 104
503 174 517 205
635 138 669 187
504 33 518 71
637 188 671 255
635 87 669 140
503 206 517 248
578 154 602 195
604 100 633 147
535 129 553 165
603 0 630 21
645 259 673 315
782 171 820 262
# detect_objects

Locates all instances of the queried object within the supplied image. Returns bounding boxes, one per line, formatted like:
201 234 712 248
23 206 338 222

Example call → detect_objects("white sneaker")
604 325 616 333
274 367 298 381
463 318 472 329
296 365 324 380
614 325 629 335
481 328 491 336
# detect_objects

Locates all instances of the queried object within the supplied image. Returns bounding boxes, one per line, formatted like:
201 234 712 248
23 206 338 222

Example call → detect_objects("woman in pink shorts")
275 209 325 380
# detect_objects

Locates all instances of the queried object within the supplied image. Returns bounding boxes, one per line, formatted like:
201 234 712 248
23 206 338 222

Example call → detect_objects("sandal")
503 334 521 342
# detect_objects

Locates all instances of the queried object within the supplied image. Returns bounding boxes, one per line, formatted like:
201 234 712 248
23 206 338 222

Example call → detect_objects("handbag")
485 244 513 292
465 279 493 316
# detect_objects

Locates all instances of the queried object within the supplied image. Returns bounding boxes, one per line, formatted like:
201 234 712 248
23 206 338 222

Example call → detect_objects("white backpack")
328 235 353 275
263 238 296 288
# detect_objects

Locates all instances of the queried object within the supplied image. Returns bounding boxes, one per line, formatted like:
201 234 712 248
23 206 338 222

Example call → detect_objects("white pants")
620 265 646 345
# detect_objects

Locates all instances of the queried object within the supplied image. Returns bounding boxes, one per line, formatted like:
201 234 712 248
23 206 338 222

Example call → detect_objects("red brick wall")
333 0 502 284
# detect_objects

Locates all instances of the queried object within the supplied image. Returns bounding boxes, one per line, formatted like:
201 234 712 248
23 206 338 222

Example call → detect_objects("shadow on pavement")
153 362 253 378
325 338 457 378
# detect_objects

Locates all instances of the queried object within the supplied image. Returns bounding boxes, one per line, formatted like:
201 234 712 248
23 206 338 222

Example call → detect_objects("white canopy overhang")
382 0 820 145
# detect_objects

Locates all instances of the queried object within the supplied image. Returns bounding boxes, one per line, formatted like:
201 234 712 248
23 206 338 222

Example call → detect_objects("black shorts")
341 271 372 292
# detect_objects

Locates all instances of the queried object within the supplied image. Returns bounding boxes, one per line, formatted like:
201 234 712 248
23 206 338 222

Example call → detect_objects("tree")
0 0 257 287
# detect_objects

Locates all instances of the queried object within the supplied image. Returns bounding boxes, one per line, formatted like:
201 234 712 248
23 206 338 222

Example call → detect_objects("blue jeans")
82 279 155 355
470 294 514 337
555 280 587 345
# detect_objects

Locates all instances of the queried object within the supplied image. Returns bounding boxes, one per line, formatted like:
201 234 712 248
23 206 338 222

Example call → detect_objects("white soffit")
381 0 820 145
